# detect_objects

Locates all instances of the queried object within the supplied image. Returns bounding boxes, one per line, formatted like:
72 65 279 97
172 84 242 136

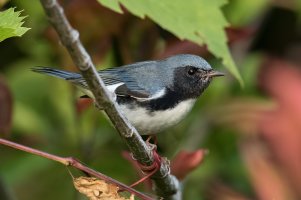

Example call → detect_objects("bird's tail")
31 67 81 80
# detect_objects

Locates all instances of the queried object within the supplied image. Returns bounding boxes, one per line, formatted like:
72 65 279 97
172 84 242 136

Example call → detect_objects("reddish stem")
0 138 153 200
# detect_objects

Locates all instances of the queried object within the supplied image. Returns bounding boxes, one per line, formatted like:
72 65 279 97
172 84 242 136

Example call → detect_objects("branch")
39 0 180 199
0 138 152 200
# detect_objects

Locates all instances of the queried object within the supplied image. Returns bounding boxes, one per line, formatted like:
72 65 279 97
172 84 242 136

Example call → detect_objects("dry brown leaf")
73 176 134 200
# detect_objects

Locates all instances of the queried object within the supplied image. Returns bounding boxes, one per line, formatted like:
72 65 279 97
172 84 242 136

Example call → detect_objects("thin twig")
39 0 180 199
0 138 152 200
0 138 68 165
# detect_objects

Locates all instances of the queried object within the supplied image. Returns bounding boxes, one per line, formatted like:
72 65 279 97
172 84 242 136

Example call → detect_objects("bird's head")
160 54 224 99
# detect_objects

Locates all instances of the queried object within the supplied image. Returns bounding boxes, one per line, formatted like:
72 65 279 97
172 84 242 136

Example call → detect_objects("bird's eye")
187 67 197 75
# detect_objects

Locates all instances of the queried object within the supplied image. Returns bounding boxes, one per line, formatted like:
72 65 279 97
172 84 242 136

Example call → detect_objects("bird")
32 54 224 135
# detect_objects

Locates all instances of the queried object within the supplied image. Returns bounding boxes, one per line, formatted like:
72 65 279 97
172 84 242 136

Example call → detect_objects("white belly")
119 99 196 135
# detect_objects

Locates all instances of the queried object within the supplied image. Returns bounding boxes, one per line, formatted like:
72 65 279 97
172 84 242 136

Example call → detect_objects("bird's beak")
206 70 225 78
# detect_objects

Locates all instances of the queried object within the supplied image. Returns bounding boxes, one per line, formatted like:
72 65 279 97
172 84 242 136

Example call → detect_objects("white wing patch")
147 88 166 100
106 83 124 100
78 82 124 100
106 83 124 93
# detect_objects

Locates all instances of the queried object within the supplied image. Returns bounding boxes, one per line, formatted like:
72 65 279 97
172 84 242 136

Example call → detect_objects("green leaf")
0 8 30 42
98 0 123 13
97 0 243 85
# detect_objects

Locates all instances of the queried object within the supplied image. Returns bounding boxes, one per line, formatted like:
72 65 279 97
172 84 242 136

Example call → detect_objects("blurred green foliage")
1 0 300 200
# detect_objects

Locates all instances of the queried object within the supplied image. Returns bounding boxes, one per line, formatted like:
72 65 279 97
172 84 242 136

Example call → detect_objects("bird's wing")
101 68 155 99
67 69 152 99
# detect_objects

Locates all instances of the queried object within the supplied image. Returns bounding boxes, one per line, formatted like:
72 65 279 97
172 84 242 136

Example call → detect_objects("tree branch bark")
39 0 181 199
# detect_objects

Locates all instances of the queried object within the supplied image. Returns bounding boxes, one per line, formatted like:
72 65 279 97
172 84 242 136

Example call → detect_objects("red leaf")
76 98 93 114
170 149 206 180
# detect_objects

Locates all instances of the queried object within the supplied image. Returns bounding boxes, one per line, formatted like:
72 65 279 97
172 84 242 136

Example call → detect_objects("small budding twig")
0 138 153 200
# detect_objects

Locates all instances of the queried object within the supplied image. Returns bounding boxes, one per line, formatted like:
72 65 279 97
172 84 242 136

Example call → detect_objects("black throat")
117 87 193 111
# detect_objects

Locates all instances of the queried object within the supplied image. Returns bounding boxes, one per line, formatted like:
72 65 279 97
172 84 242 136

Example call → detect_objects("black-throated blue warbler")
33 54 224 135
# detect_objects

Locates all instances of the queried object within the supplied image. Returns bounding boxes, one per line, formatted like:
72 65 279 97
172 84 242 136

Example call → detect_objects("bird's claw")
146 142 157 152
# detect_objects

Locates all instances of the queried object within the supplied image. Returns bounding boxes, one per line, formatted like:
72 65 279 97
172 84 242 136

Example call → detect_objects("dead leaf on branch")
73 177 134 200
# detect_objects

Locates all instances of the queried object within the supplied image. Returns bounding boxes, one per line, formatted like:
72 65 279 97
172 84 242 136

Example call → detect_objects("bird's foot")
145 135 158 146
129 136 160 187
129 135 168 188
145 135 158 153
130 148 162 188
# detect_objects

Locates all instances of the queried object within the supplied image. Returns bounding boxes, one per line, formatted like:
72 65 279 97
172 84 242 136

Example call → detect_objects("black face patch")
172 66 211 99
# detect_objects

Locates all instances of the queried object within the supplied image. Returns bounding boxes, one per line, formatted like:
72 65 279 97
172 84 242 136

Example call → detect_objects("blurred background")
1 0 301 199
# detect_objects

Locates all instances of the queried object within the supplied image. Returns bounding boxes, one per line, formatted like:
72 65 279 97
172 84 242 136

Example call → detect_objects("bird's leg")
130 148 162 188
145 135 158 146
130 135 162 188
145 135 152 144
